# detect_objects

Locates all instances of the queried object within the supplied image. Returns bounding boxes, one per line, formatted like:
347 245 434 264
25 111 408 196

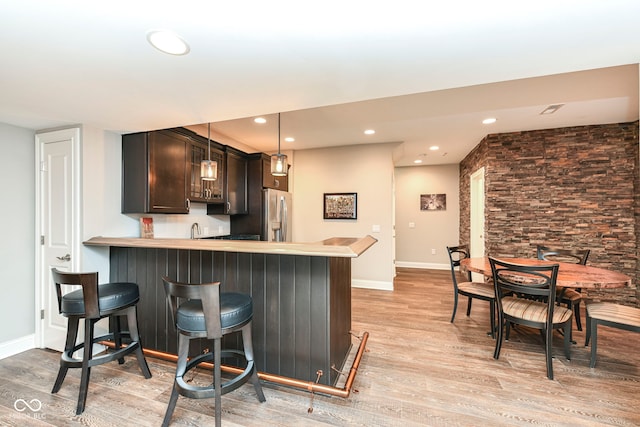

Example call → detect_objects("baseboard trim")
395 261 450 271
352 279 393 291
0 334 35 360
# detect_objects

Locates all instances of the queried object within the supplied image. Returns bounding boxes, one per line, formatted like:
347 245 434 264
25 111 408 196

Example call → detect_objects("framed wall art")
420 193 446 211
323 192 357 220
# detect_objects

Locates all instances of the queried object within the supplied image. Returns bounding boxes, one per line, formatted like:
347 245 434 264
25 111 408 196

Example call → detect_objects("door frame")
470 167 485 282
35 127 82 348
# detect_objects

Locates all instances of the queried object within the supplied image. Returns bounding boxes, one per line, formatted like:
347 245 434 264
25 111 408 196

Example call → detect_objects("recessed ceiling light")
429 145 439 151
284 137 295 142
254 117 267 124
146 30 190 55
482 117 497 125
414 159 423 164
364 129 375 135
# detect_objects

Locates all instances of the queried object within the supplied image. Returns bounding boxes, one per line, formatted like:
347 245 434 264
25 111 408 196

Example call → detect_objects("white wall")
394 164 460 269
0 122 36 356
292 143 397 290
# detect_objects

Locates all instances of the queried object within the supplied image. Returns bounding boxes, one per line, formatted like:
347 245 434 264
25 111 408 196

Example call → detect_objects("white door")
470 167 485 281
36 128 81 351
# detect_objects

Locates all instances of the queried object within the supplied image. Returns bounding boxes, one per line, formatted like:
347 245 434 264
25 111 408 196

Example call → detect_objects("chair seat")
61 282 139 315
587 302 640 328
458 281 494 299
177 292 253 333
557 288 582 302
502 296 573 324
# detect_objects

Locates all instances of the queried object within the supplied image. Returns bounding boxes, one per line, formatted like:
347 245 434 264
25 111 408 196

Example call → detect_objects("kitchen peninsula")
84 235 377 387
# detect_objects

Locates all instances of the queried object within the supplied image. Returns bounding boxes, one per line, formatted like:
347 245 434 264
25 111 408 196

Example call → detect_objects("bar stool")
50 268 152 415
161 276 266 427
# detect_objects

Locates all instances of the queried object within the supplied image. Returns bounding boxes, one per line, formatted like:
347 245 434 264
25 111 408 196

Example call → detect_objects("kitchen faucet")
190 222 201 239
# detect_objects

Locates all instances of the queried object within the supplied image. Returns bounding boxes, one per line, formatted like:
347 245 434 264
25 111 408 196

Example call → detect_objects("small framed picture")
324 193 357 220
420 194 446 211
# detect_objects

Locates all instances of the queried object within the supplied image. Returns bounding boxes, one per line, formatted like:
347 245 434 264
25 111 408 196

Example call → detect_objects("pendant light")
271 113 288 176
200 123 218 180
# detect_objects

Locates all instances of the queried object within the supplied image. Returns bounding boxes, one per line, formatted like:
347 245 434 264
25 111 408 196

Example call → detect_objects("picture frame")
420 193 446 211
323 192 357 220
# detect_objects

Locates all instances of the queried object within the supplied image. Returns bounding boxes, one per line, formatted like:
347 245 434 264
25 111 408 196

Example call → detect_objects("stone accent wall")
460 121 639 305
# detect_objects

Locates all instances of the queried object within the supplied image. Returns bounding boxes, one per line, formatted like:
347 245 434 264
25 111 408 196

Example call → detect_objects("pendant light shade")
201 123 218 181
271 113 288 176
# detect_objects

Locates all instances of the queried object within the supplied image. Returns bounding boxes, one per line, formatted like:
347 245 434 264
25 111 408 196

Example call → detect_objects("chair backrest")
489 257 560 322
536 245 589 265
51 268 100 319
162 276 223 339
447 245 472 288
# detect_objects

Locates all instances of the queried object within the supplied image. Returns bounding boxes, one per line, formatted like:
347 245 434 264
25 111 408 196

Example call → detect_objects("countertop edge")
84 235 378 258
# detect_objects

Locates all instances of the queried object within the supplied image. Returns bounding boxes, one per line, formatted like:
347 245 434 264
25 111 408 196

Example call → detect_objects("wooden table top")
460 256 632 289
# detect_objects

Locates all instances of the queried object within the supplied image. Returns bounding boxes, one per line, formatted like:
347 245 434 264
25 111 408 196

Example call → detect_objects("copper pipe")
101 331 368 399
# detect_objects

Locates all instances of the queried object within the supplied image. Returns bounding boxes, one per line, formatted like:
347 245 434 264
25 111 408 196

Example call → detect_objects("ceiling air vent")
540 104 564 115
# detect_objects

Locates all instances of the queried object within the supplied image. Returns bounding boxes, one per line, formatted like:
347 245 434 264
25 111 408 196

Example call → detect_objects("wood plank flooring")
1 268 639 426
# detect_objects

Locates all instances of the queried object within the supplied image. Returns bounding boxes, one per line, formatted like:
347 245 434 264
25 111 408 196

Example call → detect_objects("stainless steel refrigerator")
263 189 292 242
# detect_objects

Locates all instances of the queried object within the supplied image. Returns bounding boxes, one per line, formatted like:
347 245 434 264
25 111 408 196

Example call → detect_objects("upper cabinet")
254 153 288 191
207 147 248 215
122 129 190 214
122 127 259 215
188 135 224 203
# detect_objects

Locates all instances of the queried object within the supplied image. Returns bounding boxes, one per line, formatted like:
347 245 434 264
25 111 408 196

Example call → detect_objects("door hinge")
40 309 45 320
40 235 45 245
40 161 47 172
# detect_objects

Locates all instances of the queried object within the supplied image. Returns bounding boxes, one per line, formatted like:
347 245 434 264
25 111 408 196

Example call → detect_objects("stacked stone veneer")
460 121 639 305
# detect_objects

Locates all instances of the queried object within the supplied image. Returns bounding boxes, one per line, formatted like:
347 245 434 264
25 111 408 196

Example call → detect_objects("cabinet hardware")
56 254 71 261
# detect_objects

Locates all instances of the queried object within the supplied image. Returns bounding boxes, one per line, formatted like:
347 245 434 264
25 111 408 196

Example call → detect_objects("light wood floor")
2 268 639 426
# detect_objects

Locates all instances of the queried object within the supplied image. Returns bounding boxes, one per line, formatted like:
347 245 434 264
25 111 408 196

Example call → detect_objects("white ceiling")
1 1 639 166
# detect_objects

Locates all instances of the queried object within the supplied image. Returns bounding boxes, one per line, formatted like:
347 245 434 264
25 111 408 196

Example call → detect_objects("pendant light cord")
277 113 281 154
207 123 211 160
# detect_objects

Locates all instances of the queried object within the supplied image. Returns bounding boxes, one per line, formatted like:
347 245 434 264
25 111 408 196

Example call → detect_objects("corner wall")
460 121 639 305
0 122 36 356
394 164 460 269
292 143 396 289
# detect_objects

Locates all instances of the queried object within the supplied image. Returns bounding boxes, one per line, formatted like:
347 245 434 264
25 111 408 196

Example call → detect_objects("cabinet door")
189 142 224 203
148 131 189 213
262 157 288 191
226 150 248 214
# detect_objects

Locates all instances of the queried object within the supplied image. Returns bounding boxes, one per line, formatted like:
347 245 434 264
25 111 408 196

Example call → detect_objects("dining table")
460 256 632 290
461 256 632 342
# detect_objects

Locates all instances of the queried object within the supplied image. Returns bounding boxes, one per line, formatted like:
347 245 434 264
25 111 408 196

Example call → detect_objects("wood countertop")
84 235 378 258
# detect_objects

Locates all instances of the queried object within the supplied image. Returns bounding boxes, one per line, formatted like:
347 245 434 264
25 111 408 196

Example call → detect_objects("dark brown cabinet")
188 137 224 203
122 129 189 214
207 147 248 215
230 153 289 237
259 153 288 191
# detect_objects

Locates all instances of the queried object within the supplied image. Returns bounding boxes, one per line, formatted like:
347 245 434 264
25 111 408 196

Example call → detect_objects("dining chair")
536 245 590 331
585 302 640 368
489 257 572 380
446 245 496 338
